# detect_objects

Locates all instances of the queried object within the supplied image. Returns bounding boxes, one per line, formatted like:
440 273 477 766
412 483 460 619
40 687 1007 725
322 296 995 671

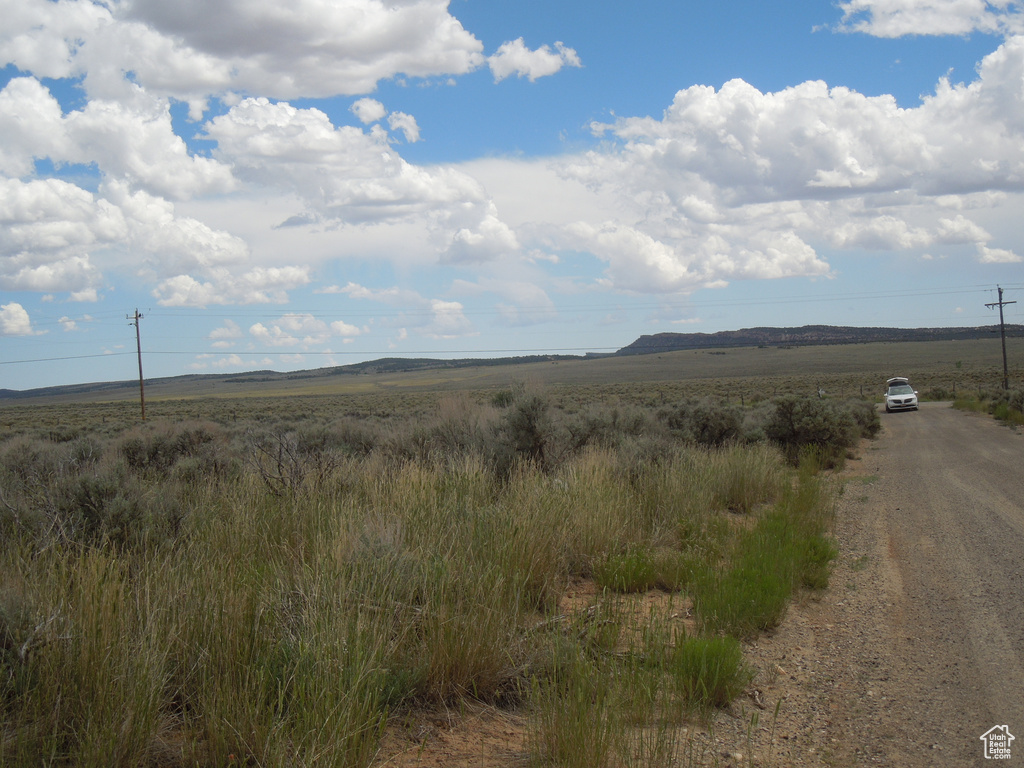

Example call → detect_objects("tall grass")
1 550 169 767
693 459 838 637
0 394 850 766
666 635 752 710
528 605 754 768
529 643 620 768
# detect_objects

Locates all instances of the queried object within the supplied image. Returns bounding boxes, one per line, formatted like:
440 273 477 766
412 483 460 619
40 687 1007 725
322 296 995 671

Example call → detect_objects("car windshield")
888 384 914 395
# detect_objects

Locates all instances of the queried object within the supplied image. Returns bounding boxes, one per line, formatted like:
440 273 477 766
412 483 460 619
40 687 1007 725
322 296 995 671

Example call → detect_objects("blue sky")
2 0 1023 391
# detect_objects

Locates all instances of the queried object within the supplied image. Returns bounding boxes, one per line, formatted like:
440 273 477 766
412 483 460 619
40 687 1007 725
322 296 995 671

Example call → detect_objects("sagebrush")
0 390 861 767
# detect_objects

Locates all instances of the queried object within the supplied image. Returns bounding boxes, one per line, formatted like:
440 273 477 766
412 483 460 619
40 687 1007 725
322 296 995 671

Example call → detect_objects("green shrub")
954 388 1024 424
244 427 340 494
170 449 242 486
296 419 380 458
53 469 185 549
500 387 552 468
64 471 134 541
764 396 858 466
487 382 556 475
1001 388 1024 412
0 438 65 488
44 424 83 443
694 528 795 638
119 423 218 477
992 402 1024 424
563 405 653 456
0 395 843 766
953 393 987 413
410 395 494 462
662 399 742 447
921 387 953 401
491 389 515 408
651 548 701 592
844 398 881 438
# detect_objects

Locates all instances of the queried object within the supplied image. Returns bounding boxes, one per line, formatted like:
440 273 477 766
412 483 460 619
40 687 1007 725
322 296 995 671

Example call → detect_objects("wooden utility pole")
128 309 146 420
985 286 1016 390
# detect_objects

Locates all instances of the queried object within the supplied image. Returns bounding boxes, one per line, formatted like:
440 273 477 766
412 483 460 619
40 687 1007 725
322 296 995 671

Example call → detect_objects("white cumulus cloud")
836 0 1024 38
0 302 39 336
552 36 1024 290
0 0 582 318
153 266 311 307
209 318 243 347
248 312 367 348
330 320 366 338
0 76 236 199
351 98 387 124
387 111 421 143
445 204 521 263
0 0 489 102
205 98 485 223
203 97 520 265
978 244 1022 262
488 38 582 82
0 178 115 294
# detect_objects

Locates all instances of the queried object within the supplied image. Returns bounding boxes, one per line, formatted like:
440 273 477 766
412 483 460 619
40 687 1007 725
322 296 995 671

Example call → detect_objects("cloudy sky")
2 0 1023 390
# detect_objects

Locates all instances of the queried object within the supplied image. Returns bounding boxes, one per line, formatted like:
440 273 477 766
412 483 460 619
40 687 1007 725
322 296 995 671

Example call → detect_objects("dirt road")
829 402 1024 764
742 402 1024 767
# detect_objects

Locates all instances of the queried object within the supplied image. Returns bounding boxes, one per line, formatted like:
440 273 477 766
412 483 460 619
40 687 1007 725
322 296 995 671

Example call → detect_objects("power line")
1 352 134 365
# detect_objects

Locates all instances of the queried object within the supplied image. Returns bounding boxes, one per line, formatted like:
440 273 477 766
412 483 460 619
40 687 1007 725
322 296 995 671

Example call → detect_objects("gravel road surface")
829 402 1024 765
733 402 1024 767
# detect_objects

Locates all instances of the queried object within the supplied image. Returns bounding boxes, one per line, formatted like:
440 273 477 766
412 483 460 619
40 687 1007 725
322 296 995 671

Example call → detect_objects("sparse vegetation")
0 384 879 766
954 387 1024 426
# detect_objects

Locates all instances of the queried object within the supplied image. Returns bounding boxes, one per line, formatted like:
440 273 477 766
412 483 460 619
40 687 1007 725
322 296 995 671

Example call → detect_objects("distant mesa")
615 324 1021 356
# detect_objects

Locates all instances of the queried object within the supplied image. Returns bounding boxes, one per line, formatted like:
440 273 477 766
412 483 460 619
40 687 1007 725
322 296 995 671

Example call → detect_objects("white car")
884 377 919 412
